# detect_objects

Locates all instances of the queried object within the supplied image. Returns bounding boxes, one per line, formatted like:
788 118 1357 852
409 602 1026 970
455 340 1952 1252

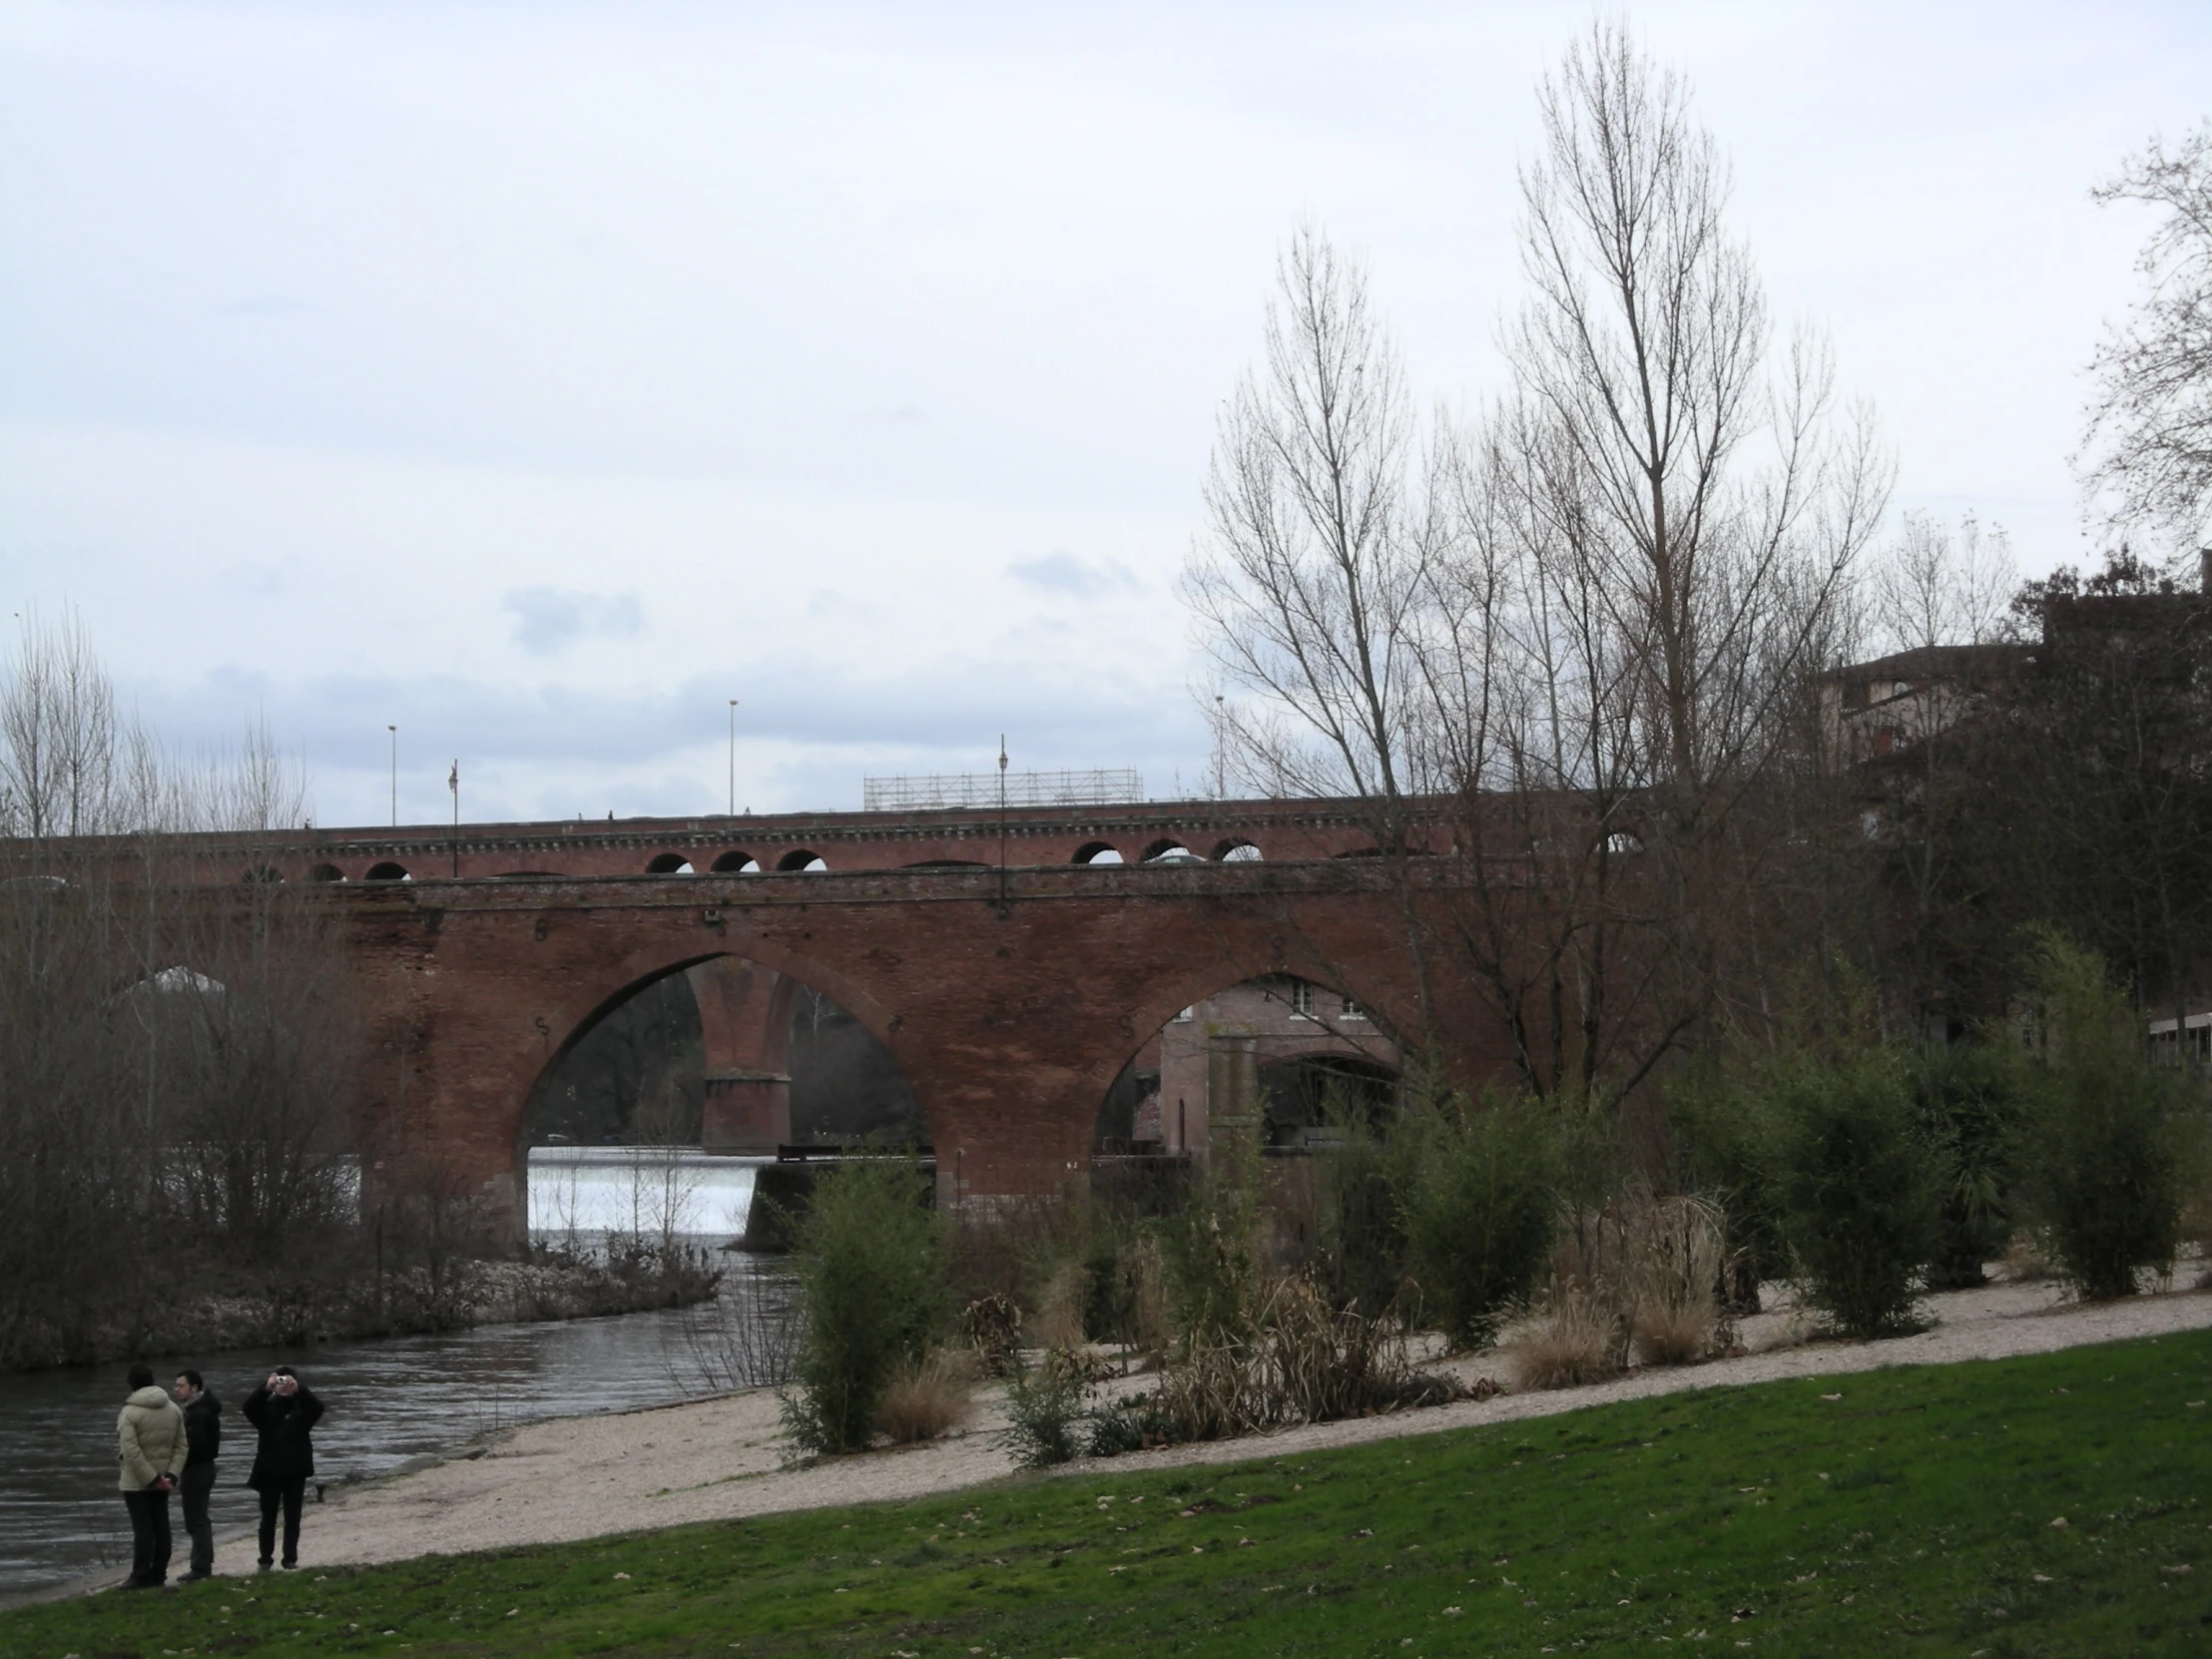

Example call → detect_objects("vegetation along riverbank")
7 1329 2211 1656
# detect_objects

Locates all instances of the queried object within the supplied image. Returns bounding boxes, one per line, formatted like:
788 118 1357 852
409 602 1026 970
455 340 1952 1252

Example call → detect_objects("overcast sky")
3 2 2207 828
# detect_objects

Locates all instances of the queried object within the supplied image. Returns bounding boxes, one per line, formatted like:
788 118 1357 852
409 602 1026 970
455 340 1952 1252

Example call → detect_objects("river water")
0 1151 777 1599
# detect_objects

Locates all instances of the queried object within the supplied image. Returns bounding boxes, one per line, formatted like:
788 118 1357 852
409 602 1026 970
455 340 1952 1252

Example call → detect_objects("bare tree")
2086 120 2212 542
1183 219 1439 820
1874 511 2017 655
1183 22 1892 1113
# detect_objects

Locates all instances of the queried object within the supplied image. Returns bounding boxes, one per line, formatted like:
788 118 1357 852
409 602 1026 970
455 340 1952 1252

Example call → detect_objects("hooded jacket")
243 1382 323 1490
182 1389 223 1466
117 1385 190 1491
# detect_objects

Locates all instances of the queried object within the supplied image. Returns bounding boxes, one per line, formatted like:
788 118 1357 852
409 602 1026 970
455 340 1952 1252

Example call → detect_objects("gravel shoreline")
160 1275 2212 1579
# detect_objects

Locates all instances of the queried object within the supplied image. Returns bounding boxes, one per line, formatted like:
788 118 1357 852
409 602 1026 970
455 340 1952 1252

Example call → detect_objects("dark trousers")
180 1462 217 1577
122 1486 173 1585
257 1479 304 1566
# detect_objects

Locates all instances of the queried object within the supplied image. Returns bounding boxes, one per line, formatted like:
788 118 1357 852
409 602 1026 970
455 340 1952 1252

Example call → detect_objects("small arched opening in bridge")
1071 841 1124 864
363 861 411 881
241 866 283 884
645 853 696 875
304 863 346 882
1095 973 1399 1160
777 849 829 872
1139 838 1201 863
710 850 761 873
522 953 923 1239
1212 838 1263 862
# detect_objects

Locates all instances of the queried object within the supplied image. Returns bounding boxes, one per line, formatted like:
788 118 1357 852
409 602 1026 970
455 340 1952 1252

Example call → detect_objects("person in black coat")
242 1366 323 1569
171 1370 222 1581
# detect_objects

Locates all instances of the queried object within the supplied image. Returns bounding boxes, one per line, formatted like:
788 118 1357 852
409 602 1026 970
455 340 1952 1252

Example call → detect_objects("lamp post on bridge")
388 725 397 827
448 760 459 877
728 699 739 817
997 736 1008 916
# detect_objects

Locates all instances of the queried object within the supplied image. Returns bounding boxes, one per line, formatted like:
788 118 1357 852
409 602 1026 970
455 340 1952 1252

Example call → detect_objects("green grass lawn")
8 1331 2212 1658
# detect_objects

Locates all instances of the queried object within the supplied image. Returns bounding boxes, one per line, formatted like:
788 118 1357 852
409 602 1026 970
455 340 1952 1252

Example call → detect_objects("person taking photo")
242 1366 323 1570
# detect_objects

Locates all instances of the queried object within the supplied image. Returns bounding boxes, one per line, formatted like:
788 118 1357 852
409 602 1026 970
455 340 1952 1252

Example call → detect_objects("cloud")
501 587 645 655
1008 550 1140 597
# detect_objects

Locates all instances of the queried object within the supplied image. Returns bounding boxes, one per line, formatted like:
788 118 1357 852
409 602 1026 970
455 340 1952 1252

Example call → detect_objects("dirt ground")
192 1273 2212 1577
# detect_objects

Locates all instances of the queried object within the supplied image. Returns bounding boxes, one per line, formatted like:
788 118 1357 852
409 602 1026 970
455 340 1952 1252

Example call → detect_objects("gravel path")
202 1276 2212 1577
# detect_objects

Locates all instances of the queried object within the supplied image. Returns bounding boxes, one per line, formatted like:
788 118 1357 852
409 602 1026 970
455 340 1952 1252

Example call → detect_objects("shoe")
180 1569 211 1582
257 1559 273 1572
280 1559 297 1570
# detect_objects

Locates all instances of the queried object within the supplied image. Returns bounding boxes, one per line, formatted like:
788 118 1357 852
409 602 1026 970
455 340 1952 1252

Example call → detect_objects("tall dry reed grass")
875 1347 979 1443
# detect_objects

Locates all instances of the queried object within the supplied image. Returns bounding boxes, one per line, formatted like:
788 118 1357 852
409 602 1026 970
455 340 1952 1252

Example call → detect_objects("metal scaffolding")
862 768 1142 813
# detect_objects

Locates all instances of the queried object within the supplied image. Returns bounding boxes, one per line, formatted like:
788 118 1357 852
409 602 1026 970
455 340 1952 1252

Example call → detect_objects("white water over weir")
526 1146 768 1242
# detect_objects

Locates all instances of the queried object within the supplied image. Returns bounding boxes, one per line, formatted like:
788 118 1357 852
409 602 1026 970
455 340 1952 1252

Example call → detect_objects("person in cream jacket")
117 1362 190 1588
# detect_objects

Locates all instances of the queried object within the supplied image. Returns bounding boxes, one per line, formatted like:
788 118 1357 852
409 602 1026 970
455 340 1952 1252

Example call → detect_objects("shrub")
1625 1194 1726 1366
998 1349 1089 1468
1029 1259 1090 1350
1909 1041 2024 1289
1495 1288 1619 1389
1314 1120 1407 1320
781 1157 949 1455
874 1347 978 1444
2015 933 2204 1302
1398 1094 1559 1348
1668 1059 1787 1313
1775 1051 1940 1339
1156 1133 1265 1346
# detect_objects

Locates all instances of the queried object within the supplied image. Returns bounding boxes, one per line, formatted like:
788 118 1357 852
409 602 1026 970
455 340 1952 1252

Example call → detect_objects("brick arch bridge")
153 801 1489 1231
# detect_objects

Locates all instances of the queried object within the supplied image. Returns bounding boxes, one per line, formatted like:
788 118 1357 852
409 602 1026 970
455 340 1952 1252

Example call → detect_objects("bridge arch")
1071 841 1123 864
1213 837 1263 862
644 852 695 874
364 860 411 881
305 862 346 882
1093 966 1404 1156
776 848 828 872
512 930 926 1224
710 849 761 873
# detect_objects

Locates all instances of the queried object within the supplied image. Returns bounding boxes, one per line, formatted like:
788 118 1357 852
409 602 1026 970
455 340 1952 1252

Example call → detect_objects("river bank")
171 1272 2212 1577
0 1241 725 1376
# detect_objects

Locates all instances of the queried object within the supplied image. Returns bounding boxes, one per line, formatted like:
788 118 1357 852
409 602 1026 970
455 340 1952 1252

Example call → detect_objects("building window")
1288 979 1314 1018
1342 994 1367 1020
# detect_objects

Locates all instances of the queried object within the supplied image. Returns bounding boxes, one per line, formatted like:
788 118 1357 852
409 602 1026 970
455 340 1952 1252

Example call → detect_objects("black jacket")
182 1390 223 1467
242 1382 323 1490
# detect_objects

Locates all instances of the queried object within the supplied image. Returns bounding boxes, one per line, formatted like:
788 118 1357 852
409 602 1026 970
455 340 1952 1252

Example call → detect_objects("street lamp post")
997 736 1008 915
1215 696 1226 799
448 760 459 877
728 699 739 817
388 725 397 827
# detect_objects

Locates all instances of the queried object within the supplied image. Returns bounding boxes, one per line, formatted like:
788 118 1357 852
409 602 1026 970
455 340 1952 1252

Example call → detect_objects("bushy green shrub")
1156 1131 1264 1345
2016 933 2204 1302
998 1350 1089 1468
1667 1057 1787 1312
1314 1121 1406 1319
1774 1051 1940 1339
1397 1094 1559 1348
781 1157 948 1454
1908 1041 2023 1289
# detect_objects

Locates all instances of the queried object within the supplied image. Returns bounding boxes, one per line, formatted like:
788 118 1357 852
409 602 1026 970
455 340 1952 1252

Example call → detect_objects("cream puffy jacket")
117 1385 189 1491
